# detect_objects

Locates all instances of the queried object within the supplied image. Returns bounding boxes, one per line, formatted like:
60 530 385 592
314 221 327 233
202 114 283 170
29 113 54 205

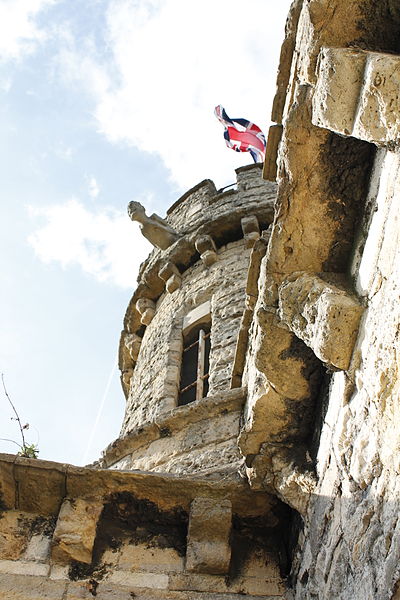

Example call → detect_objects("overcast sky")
0 0 292 466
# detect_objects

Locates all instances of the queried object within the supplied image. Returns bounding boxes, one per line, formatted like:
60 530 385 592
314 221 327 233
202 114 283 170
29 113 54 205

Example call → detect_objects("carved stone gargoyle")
128 201 179 250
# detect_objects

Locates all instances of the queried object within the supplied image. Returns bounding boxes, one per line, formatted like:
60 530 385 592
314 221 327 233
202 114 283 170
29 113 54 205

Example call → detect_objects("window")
178 321 211 406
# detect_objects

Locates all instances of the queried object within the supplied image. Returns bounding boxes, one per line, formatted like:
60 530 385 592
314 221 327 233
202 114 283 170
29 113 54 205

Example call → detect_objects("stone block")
14 458 66 515
109 570 169 589
312 47 400 146
0 573 66 600
195 234 217 255
353 51 400 145
124 333 142 362
135 298 156 325
312 47 367 136
121 369 133 389
169 571 284 596
0 559 50 577
195 235 217 266
186 497 231 575
156 396 176 415
263 124 283 182
270 0 303 123
200 248 217 266
49 565 69 580
51 498 103 565
182 301 211 335
278 272 364 370
166 273 181 293
118 542 184 573
158 261 180 282
158 262 182 293
241 215 260 248
294 0 364 88
239 383 290 455
0 455 16 509
0 511 29 560
251 308 313 400
23 533 51 562
169 572 229 593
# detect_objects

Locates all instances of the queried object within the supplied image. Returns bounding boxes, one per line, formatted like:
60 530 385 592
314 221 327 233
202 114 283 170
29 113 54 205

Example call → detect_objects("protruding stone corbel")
51 498 103 565
195 235 217 266
124 333 142 362
312 46 400 145
241 215 260 248
136 298 156 325
186 497 232 575
278 272 364 370
121 368 133 390
158 262 182 293
245 445 317 516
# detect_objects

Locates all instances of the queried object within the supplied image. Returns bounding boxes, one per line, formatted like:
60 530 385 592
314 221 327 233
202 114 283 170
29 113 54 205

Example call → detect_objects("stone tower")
101 164 277 479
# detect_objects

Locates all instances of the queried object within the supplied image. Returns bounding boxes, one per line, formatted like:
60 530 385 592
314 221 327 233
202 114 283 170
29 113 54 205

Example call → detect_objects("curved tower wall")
122 239 251 434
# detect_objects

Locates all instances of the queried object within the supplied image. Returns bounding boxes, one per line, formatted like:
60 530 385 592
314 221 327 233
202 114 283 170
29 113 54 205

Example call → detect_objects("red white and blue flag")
214 105 266 163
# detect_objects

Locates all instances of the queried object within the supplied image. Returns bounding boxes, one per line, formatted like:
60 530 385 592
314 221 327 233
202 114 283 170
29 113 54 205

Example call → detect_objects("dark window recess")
178 324 211 406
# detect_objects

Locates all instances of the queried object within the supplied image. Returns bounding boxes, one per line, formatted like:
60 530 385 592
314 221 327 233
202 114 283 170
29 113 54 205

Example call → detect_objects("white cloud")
27 199 152 288
87 176 100 199
55 0 291 189
0 0 56 62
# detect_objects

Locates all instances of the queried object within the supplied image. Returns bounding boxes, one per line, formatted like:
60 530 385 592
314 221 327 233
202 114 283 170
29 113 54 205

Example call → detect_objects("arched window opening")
178 322 211 406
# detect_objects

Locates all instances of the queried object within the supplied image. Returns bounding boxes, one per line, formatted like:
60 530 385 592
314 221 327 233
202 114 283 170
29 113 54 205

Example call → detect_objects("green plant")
1 373 39 459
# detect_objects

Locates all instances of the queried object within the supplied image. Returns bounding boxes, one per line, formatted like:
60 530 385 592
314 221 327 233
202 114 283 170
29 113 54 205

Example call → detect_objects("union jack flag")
214 105 266 163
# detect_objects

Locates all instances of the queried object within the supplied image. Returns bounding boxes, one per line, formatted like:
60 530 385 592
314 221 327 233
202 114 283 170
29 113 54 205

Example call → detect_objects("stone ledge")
0 454 276 519
100 388 246 468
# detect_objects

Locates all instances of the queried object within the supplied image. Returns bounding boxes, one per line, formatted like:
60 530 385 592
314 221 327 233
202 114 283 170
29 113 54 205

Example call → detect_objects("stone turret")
101 164 277 479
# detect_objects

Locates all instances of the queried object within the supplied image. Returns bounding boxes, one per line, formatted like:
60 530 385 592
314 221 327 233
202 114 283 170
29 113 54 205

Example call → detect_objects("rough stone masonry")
1 0 400 599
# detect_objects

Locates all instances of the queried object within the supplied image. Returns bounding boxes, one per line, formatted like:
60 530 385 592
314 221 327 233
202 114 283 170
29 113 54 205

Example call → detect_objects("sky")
0 0 292 466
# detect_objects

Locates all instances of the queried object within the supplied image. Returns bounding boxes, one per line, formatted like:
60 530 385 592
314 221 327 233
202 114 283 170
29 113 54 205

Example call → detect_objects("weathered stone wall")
246 0 400 598
0 455 288 600
290 149 400 600
104 390 246 480
4 3 400 599
121 238 251 435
